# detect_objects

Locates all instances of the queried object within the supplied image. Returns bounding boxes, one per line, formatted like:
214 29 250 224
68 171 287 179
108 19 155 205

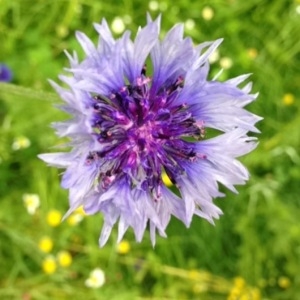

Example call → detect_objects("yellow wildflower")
117 240 131 254
74 206 86 215
233 277 246 289
251 288 261 300
57 250 72 267
55 25 69 38
247 48 258 59
228 277 245 300
188 270 201 280
278 276 291 289
46 209 62 227
283 93 295 106
42 255 57 274
228 277 261 300
38 236 53 253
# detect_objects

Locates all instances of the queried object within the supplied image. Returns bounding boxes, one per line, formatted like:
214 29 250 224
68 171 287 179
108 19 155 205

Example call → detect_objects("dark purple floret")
89 72 203 201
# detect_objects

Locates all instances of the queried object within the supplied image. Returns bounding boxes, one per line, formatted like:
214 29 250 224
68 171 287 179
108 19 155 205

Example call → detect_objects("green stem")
0 83 59 102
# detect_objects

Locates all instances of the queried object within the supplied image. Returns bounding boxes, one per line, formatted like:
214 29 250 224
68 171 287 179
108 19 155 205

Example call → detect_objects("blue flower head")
0 64 13 82
39 15 261 246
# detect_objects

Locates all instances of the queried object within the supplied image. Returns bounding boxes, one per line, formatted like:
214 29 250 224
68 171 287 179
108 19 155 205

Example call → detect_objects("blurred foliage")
1 0 300 299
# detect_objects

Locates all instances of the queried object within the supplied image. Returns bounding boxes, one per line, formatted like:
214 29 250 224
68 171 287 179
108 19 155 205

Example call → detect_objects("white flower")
23 193 40 215
202 6 214 21
185 19 195 31
85 268 105 288
149 1 159 11
12 136 31 150
208 49 220 64
111 17 125 34
220 57 233 69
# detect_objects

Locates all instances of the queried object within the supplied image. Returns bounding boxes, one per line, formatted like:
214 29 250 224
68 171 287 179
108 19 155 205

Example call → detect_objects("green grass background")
0 0 300 299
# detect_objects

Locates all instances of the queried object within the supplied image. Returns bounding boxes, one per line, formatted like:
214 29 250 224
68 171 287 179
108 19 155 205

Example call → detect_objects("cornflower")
39 15 261 246
0 64 12 82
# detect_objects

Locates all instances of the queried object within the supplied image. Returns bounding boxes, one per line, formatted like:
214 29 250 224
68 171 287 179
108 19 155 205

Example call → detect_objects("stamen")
141 64 147 76
90 73 205 194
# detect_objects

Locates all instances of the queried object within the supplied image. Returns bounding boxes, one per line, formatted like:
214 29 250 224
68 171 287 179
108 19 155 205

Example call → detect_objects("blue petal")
150 24 194 92
122 16 161 83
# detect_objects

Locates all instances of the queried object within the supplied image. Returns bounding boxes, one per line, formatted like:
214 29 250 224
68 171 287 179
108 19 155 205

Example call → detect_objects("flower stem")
0 83 59 102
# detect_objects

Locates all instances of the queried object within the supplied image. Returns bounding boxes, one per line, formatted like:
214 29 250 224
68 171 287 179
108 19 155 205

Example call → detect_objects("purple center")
88 71 205 199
